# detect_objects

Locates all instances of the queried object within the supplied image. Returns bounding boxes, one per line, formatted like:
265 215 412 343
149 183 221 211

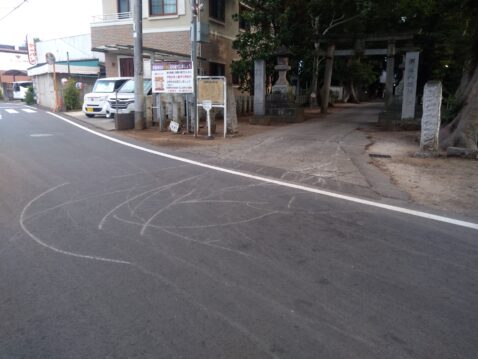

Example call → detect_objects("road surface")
1 103 477 358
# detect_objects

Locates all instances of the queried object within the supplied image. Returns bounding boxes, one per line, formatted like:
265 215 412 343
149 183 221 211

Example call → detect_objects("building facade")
91 0 241 84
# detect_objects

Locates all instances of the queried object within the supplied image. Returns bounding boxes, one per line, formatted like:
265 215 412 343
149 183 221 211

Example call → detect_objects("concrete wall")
36 34 105 63
0 50 30 71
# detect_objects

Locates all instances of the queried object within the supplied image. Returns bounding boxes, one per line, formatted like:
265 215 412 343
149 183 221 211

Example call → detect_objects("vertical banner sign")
152 61 193 93
26 35 38 66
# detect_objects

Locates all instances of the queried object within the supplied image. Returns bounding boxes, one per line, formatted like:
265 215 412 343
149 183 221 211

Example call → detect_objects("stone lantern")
271 45 292 95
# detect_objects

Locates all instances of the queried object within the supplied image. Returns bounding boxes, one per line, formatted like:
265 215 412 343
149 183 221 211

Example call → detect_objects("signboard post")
152 61 193 132
202 100 213 139
197 76 227 138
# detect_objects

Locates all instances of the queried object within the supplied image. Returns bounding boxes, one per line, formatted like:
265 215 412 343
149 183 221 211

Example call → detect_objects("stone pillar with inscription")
254 59 266 117
401 51 420 120
420 81 442 152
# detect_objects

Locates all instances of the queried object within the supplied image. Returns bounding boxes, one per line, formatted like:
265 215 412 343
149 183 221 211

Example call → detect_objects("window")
209 0 225 22
209 62 225 76
238 4 250 31
150 0 177 16
117 0 130 14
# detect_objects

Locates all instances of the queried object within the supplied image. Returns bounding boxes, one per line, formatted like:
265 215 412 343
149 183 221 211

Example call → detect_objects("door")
119 58 134 77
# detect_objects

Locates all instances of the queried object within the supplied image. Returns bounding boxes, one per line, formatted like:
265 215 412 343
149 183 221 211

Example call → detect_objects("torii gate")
319 33 419 120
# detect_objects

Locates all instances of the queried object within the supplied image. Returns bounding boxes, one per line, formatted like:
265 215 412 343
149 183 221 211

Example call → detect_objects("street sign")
202 100 212 111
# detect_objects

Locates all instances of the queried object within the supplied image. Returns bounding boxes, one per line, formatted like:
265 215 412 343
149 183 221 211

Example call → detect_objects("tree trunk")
309 45 320 107
439 65 478 151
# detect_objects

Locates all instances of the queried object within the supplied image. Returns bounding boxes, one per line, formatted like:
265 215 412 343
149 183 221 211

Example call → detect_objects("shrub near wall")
25 86 35 105
63 79 81 111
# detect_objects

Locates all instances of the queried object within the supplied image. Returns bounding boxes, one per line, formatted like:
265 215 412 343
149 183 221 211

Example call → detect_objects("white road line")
5 109 18 114
47 112 478 231
22 109 36 113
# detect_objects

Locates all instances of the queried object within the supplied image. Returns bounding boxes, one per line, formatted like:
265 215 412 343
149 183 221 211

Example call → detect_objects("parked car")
13 81 33 100
82 77 131 118
107 78 152 116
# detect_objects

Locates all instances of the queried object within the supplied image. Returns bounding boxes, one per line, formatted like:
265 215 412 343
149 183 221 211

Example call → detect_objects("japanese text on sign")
152 61 193 94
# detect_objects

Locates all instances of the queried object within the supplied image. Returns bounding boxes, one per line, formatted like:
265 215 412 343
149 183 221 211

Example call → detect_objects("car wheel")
85 114 94 118
105 111 112 119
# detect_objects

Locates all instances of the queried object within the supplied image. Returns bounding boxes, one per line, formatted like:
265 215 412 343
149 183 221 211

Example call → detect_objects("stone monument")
254 59 266 117
262 46 304 123
401 51 420 120
420 81 442 152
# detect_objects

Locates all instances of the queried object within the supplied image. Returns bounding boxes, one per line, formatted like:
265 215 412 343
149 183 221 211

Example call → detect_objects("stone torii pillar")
321 42 336 114
385 40 396 104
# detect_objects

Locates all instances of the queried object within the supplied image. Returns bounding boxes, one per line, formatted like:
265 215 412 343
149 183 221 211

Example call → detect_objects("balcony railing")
91 12 132 25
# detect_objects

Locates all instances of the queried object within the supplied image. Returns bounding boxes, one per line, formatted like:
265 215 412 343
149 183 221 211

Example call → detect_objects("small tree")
63 79 81 111
25 86 35 105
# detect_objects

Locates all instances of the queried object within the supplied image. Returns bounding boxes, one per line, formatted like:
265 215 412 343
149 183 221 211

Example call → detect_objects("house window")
239 4 250 30
209 62 225 76
150 0 177 16
117 0 130 14
209 0 225 22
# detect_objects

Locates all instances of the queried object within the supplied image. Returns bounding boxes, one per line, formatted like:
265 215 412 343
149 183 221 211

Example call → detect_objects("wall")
0 50 30 71
36 34 105 63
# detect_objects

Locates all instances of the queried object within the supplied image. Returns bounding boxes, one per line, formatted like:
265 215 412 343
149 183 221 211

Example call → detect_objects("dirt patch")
368 130 478 219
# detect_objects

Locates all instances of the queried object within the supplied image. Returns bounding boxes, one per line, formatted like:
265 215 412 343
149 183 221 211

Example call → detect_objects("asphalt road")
1 103 477 359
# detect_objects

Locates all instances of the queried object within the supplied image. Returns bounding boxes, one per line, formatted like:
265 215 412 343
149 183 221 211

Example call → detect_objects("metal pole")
192 2 198 138
67 51 70 75
133 0 144 129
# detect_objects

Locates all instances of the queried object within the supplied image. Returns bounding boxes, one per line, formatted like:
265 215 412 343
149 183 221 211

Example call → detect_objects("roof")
27 59 100 77
92 44 190 60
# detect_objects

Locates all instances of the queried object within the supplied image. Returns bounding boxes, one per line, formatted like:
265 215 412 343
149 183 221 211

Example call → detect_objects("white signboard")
27 35 37 66
152 61 193 94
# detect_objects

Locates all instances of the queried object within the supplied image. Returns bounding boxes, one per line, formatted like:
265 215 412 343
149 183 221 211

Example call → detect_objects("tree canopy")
232 0 478 99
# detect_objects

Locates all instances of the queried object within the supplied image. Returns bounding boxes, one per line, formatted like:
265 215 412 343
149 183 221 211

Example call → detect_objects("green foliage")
63 79 81 111
0 87 3 100
232 0 478 106
25 86 35 105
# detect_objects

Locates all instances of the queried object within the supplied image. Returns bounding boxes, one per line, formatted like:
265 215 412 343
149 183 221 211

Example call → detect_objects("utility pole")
191 0 203 137
133 0 144 129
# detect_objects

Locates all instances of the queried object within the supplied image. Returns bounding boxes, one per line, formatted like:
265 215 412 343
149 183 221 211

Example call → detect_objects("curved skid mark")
113 215 252 258
25 187 139 222
161 211 279 230
140 189 196 235
20 183 130 265
97 178 200 230
131 173 204 217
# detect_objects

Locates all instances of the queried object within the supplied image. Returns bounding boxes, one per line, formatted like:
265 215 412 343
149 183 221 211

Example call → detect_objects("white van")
13 81 33 100
82 77 131 118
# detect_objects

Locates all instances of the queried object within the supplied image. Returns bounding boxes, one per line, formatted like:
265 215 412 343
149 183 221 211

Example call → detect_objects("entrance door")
119 57 134 77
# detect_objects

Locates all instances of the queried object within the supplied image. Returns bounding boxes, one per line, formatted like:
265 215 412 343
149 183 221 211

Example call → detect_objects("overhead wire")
0 0 28 22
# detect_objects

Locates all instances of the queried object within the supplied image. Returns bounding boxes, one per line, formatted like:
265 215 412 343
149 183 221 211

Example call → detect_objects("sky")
0 0 103 46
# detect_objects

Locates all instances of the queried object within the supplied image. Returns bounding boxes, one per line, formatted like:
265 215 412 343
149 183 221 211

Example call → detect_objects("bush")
0 87 3 100
63 79 81 111
25 86 35 105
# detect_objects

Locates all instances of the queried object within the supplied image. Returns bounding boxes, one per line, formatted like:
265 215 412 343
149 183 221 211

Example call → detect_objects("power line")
0 0 28 22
